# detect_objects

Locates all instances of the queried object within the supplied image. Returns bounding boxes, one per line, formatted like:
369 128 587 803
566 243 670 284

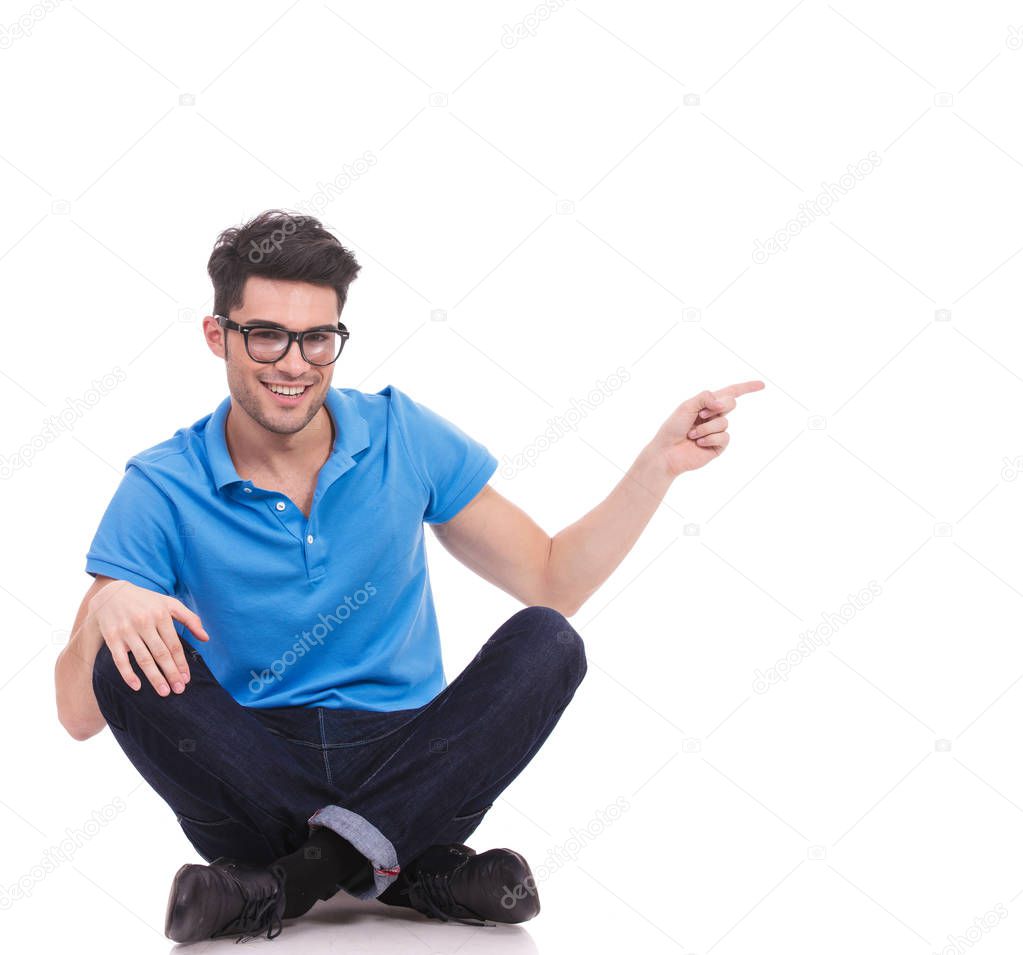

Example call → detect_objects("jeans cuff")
307 805 400 900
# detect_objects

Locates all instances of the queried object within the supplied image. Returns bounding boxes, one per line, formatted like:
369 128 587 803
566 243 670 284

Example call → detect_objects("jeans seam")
358 689 454 790
175 810 237 826
319 716 421 748
318 708 332 786
451 802 493 822
261 730 322 749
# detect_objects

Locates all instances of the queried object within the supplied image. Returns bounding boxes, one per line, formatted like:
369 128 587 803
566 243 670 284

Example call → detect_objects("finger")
128 633 171 696
110 645 142 692
698 396 736 419
714 380 765 400
685 389 725 418
695 432 730 449
143 624 186 693
170 601 210 642
155 615 191 686
688 416 730 440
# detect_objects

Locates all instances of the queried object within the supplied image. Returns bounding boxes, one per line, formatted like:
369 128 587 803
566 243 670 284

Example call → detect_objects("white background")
2 1 1023 952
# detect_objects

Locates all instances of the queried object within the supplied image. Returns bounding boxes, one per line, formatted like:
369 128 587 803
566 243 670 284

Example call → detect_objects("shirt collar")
205 386 370 492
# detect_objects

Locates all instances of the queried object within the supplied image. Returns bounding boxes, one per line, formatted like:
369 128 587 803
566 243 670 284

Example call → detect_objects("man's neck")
225 401 334 481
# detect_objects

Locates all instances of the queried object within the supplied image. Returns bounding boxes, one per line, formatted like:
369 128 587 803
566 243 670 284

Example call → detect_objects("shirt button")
275 501 286 511
307 534 314 543
243 487 252 493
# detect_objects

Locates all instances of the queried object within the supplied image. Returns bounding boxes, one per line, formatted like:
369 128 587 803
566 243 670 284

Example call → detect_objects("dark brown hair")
207 209 361 319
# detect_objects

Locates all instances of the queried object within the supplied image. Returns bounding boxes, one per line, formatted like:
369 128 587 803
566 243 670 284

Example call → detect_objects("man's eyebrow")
246 319 338 332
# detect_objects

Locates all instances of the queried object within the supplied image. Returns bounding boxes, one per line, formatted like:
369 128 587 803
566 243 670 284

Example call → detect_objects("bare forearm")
54 607 107 741
544 442 674 615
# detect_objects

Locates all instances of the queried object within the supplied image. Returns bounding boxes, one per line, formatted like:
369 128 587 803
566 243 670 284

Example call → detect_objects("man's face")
207 276 339 437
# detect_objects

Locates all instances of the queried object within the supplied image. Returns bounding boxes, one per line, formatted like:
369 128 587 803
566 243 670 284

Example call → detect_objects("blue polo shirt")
85 384 498 711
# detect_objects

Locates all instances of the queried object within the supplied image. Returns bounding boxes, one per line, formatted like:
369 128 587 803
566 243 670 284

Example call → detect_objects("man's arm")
55 575 208 740
55 576 116 741
431 381 764 617
432 446 672 617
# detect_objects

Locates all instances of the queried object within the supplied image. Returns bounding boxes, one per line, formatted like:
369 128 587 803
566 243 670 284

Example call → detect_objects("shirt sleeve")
85 463 183 596
386 384 499 524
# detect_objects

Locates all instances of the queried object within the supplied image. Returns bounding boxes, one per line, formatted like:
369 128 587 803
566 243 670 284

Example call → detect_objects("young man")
54 210 764 942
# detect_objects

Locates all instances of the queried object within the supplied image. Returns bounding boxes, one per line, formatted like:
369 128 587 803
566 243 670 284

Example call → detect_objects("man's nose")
274 339 313 377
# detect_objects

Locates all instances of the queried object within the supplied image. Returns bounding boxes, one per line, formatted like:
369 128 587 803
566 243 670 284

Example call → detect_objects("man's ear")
203 315 227 360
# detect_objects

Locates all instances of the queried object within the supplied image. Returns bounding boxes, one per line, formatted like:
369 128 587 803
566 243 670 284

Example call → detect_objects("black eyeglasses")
214 314 349 366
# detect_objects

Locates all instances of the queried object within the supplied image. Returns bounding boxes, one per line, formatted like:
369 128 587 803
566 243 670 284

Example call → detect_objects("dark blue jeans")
90 605 587 901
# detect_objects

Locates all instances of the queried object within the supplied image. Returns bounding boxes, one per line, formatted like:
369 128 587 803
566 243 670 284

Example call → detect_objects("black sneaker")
164 858 288 942
377 843 476 910
406 847 540 926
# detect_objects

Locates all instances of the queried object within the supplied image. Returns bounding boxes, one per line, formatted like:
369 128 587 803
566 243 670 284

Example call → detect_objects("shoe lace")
407 868 493 928
211 863 287 943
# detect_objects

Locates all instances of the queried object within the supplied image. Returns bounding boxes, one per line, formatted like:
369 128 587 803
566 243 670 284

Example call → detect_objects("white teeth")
266 383 306 396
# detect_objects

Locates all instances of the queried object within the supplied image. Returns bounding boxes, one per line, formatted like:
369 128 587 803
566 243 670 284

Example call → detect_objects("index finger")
713 380 765 400
169 601 210 642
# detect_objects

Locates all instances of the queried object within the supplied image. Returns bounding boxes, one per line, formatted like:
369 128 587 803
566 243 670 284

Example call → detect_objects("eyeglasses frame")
213 314 350 366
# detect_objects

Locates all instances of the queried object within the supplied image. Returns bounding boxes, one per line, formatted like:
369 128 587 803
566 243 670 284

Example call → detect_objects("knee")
508 606 587 687
90 642 128 726
92 641 115 694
